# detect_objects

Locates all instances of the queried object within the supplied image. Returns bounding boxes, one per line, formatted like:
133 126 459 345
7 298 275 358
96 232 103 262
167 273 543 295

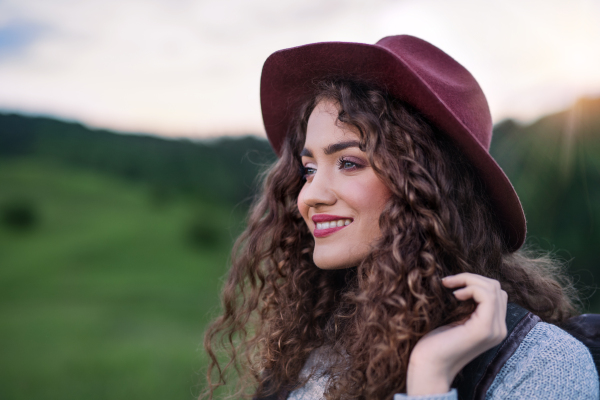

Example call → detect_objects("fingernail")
442 275 454 280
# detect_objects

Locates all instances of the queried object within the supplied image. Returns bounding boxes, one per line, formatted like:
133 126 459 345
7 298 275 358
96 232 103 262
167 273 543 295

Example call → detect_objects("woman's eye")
337 158 363 171
303 166 316 179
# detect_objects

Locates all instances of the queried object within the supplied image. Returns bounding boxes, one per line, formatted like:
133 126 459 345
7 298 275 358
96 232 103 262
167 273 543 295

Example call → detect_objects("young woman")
202 35 598 399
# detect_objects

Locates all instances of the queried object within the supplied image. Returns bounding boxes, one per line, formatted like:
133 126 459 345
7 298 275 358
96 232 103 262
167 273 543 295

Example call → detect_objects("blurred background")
1 0 599 399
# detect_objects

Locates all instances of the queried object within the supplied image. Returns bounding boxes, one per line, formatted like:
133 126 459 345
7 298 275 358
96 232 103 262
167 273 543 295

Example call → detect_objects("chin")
312 247 361 270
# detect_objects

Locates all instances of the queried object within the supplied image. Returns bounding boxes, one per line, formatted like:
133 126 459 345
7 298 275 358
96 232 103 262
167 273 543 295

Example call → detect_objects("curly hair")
201 79 579 400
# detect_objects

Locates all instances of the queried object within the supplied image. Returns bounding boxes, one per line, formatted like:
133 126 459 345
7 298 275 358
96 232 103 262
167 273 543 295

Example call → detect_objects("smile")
316 219 351 229
312 215 353 238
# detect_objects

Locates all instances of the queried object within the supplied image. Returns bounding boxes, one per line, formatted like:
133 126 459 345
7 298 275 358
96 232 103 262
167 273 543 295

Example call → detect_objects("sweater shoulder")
486 321 599 399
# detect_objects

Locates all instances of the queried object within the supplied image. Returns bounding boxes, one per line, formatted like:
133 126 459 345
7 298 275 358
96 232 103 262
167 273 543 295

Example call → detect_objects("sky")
0 0 599 138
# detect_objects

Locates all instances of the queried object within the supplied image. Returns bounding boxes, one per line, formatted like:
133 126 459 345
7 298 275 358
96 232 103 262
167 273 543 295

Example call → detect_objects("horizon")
3 95 599 142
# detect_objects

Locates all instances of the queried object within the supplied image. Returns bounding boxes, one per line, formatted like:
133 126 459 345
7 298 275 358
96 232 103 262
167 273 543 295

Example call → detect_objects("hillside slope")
491 97 600 290
0 114 276 206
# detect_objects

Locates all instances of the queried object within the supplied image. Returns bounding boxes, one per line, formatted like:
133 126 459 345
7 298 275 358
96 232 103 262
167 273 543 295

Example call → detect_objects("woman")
202 35 598 399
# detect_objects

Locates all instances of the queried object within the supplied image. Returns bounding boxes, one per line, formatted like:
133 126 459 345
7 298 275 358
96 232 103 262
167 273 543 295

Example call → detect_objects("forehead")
304 99 360 149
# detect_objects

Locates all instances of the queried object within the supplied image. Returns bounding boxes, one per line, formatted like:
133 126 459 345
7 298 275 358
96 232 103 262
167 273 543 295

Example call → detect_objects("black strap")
452 303 540 400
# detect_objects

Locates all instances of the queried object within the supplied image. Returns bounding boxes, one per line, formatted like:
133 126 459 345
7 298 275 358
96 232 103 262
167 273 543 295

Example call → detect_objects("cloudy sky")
1 0 599 138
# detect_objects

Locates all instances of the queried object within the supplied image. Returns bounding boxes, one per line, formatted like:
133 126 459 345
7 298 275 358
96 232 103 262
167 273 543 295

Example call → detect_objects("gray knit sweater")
287 322 599 400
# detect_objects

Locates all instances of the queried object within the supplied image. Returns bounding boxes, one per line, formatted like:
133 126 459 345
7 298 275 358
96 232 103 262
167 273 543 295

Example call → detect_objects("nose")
300 170 337 208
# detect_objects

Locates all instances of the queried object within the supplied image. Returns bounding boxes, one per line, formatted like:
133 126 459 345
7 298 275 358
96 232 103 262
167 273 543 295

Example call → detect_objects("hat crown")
376 35 493 149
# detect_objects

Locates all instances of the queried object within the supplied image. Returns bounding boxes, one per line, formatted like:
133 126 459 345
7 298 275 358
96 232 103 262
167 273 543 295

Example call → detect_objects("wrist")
406 357 452 396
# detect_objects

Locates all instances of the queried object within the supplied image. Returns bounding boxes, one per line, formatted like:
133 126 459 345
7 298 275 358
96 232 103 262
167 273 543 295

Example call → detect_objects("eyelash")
301 157 364 180
336 157 363 171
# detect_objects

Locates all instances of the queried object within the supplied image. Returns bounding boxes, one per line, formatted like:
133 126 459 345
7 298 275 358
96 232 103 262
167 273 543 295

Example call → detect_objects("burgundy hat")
260 35 526 251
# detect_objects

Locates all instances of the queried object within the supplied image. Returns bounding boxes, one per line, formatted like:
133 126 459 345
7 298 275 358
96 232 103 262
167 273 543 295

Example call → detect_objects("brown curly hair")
201 79 579 400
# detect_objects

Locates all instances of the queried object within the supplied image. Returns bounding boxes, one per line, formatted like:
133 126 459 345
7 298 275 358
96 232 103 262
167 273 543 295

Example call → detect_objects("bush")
184 218 221 249
1 199 39 231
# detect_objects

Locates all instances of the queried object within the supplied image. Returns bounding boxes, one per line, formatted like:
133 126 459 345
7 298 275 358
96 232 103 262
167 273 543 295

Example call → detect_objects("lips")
311 214 353 238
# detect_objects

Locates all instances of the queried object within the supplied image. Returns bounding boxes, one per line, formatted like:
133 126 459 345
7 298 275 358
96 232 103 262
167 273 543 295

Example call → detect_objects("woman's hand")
406 273 508 396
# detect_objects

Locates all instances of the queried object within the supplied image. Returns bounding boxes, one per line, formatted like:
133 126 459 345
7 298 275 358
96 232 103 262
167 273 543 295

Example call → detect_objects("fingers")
442 272 500 290
452 285 498 322
442 273 508 343
452 285 507 320
443 273 507 313
453 285 491 302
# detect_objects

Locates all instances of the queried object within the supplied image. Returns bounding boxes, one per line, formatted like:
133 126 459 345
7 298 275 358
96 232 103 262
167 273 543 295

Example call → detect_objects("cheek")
343 178 391 215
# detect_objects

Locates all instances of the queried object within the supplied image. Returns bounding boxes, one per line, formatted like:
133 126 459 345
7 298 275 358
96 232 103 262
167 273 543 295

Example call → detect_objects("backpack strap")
452 302 541 400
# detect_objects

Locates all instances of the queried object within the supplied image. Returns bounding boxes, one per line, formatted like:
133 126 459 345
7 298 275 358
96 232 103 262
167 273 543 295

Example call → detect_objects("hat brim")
260 39 525 251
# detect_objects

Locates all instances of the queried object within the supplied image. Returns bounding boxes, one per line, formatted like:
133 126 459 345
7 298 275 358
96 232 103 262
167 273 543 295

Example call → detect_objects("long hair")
202 79 578 400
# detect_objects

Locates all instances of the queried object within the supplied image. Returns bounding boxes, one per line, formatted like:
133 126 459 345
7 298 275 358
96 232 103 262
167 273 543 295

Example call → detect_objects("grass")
0 159 244 400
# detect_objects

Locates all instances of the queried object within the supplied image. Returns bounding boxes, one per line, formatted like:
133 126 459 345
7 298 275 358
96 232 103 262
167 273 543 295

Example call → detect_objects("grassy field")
0 159 244 400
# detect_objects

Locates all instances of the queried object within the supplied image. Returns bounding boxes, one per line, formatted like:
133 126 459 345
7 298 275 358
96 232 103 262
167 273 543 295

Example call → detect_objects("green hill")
0 113 276 205
491 97 600 300
0 160 241 400
0 116 274 400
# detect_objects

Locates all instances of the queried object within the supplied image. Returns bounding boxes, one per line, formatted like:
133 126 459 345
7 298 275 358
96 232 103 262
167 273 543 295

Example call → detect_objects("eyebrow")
300 140 362 158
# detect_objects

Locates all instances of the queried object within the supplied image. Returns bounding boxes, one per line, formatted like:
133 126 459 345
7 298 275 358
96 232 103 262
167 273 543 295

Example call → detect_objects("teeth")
315 219 352 230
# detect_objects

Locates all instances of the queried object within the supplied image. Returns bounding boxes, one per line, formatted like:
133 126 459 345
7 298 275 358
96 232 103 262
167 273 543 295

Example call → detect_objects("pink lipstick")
312 214 353 238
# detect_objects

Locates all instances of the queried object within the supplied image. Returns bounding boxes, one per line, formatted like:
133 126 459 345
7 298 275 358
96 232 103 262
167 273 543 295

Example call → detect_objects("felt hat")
260 35 525 251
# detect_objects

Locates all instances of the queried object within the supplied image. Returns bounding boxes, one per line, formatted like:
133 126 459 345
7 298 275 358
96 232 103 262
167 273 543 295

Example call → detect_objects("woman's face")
297 99 392 269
